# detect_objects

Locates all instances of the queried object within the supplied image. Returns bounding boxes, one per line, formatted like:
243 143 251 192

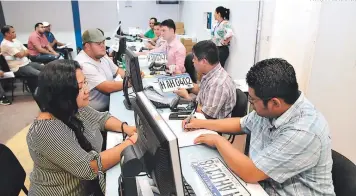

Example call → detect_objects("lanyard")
213 20 224 36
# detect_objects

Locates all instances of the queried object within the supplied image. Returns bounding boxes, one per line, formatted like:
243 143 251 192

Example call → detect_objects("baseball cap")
82 28 106 44
42 22 50 27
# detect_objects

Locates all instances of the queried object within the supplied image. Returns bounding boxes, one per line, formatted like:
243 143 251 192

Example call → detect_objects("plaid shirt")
240 93 335 196
196 63 236 119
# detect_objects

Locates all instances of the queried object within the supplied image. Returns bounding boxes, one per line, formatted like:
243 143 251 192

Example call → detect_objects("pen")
185 101 198 125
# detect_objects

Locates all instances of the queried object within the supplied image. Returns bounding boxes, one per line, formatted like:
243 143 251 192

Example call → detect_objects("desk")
106 58 268 196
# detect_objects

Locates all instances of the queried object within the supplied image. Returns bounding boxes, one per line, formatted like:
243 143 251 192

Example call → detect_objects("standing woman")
27 60 137 195
212 6 234 68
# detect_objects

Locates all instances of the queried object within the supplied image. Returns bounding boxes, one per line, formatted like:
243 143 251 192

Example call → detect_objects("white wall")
307 2 356 163
179 0 259 80
258 0 322 92
2 1 76 51
79 0 179 40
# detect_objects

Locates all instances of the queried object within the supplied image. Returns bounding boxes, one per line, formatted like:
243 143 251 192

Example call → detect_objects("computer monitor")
112 21 123 38
112 36 127 65
120 92 184 196
123 48 143 110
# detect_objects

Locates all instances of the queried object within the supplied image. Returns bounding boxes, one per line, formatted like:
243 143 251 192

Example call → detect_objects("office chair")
0 55 16 100
184 53 197 83
0 54 34 95
0 144 29 195
332 150 356 196
227 89 250 156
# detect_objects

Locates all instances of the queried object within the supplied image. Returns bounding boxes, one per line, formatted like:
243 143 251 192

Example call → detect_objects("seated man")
174 40 236 119
1 25 44 93
142 19 186 74
140 17 157 39
183 58 335 196
0 70 11 105
27 22 60 64
43 21 71 59
75 28 126 112
146 22 164 50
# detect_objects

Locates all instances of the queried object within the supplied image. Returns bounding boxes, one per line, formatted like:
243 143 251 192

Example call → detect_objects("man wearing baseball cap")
75 28 126 112
43 22 72 59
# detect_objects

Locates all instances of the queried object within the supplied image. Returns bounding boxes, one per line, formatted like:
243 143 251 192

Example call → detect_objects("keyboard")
183 177 196 196
150 100 170 109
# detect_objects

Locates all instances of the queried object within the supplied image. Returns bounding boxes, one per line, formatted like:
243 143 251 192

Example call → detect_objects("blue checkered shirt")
240 93 335 196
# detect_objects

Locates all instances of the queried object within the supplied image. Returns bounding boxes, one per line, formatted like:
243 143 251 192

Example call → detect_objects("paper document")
2 72 15 78
161 112 218 147
57 42 72 49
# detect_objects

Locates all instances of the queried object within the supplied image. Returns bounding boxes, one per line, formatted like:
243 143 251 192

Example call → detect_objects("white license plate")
192 158 251 196
148 52 167 63
157 73 194 93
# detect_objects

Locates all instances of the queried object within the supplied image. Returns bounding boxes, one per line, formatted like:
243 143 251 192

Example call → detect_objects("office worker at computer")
146 22 164 49
27 60 137 196
139 17 157 39
174 40 236 119
75 28 126 112
144 19 186 74
183 58 335 196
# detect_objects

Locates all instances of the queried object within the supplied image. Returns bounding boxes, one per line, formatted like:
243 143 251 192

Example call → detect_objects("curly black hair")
246 58 299 106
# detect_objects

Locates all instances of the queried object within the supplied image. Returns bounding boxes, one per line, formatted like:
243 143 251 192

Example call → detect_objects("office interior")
0 0 355 196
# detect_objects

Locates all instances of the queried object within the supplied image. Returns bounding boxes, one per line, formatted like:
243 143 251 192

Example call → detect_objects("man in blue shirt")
43 22 72 59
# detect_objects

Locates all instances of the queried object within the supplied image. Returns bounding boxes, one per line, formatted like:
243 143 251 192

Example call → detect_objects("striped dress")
26 106 111 196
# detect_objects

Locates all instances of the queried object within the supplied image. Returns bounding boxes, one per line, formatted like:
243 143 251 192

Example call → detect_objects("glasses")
248 95 272 104
78 81 88 92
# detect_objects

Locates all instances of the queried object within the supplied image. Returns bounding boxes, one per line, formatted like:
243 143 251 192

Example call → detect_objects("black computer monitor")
117 21 123 36
123 48 143 110
113 36 127 65
120 92 184 196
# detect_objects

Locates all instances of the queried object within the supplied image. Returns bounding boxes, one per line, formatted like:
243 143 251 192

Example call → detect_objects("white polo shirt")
75 50 121 111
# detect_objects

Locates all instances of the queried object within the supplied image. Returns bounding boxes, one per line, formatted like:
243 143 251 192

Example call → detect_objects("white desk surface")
105 57 267 196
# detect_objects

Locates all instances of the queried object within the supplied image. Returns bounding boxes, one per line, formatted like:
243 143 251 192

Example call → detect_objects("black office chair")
0 55 16 100
332 150 356 196
227 89 250 155
0 144 29 195
0 54 33 95
184 53 197 83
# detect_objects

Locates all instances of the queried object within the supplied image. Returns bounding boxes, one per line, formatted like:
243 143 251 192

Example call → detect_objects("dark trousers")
29 54 60 64
218 46 230 68
56 48 73 60
15 62 44 93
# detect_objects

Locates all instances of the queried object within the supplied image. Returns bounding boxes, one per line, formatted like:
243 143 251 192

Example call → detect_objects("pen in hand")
184 101 198 127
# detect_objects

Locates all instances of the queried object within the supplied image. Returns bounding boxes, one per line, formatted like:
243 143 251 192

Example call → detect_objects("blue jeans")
15 62 45 93
29 54 60 64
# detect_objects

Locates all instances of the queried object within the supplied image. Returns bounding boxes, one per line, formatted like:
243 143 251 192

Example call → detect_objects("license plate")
191 158 251 196
157 73 194 93
148 52 167 63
